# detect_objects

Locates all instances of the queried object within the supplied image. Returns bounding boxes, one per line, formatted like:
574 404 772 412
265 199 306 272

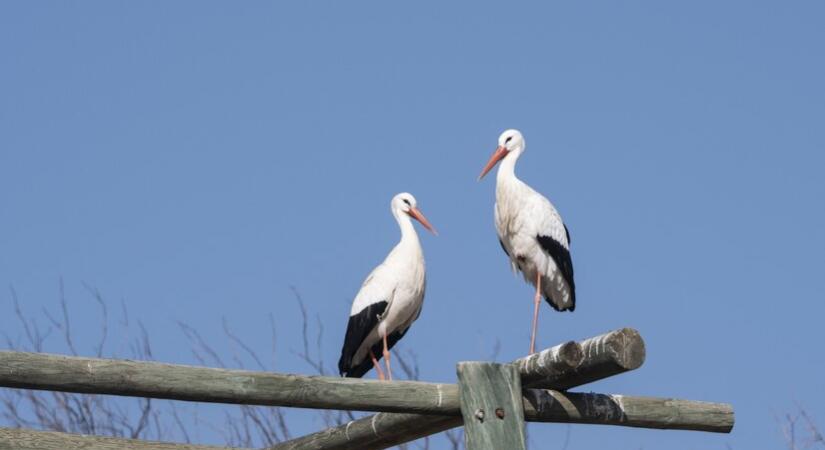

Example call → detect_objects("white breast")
495 178 569 285
350 241 425 362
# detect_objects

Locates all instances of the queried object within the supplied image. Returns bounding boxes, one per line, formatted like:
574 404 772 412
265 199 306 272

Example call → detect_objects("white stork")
338 192 437 380
478 129 576 355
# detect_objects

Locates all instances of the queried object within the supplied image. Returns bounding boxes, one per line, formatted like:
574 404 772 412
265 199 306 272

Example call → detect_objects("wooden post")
457 362 526 450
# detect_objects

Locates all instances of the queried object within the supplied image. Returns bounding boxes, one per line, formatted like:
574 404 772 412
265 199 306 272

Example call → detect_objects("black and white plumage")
479 129 576 354
338 193 436 380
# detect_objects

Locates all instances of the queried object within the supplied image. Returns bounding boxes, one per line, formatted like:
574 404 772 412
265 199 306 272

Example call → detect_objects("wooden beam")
269 392 733 450
272 329 648 450
0 427 237 450
523 390 734 433
0 351 459 415
0 393 732 450
457 362 526 450
0 337 584 415
267 413 458 450
0 391 732 450
551 328 646 390
512 340 583 388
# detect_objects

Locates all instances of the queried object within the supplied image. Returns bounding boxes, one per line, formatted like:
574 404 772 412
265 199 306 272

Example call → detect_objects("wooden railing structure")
0 328 733 449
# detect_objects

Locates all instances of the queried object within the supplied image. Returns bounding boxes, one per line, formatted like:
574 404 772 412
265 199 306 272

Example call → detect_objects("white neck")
392 208 421 248
496 148 523 183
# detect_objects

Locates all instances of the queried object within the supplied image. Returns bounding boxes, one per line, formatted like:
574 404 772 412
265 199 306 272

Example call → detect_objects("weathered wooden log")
552 327 646 390
523 390 734 433
457 362 526 450
271 329 648 450
269 392 733 450
269 414 458 450
0 338 583 415
0 427 236 450
512 340 583 388
0 393 732 450
0 351 459 415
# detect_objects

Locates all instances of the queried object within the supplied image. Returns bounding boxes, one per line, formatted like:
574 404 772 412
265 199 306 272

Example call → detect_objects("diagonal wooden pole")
0 427 239 450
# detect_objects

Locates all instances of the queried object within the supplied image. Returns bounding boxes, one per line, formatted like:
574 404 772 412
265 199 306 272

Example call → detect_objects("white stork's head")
392 192 438 235
478 129 526 180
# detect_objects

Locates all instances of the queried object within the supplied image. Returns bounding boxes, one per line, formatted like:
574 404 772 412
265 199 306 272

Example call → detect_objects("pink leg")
530 272 542 355
383 334 393 381
370 350 386 381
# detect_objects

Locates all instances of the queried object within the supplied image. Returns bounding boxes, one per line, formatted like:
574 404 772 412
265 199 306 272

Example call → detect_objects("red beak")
407 207 438 236
478 146 508 180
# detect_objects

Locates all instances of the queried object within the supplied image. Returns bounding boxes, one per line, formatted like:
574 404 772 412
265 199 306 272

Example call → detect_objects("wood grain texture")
0 392 732 450
269 392 733 450
523 390 734 433
0 330 638 414
0 336 587 415
0 351 458 415
0 428 237 450
457 362 526 450
551 328 645 390
512 340 583 388
268 414 458 450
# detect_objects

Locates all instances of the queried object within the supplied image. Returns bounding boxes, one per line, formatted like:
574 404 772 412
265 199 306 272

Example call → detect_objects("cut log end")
557 340 584 368
609 328 646 370
579 327 646 371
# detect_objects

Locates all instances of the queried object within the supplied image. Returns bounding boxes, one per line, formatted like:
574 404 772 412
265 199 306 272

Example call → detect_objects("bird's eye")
403 199 411 206
505 136 513 144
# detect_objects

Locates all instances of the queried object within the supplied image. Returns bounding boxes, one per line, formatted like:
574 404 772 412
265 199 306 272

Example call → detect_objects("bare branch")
11 287 48 352
795 403 825 449
177 322 223 368
58 279 78 356
444 429 462 450
169 403 191 444
82 283 108 358
222 318 265 371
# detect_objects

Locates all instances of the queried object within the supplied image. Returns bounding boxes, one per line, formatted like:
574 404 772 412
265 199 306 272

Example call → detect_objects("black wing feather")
339 301 411 378
536 234 576 312
342 328 409 378
338 301 387 377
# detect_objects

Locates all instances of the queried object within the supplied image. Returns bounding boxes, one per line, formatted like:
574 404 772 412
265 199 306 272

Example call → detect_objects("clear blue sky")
2 1 824 448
